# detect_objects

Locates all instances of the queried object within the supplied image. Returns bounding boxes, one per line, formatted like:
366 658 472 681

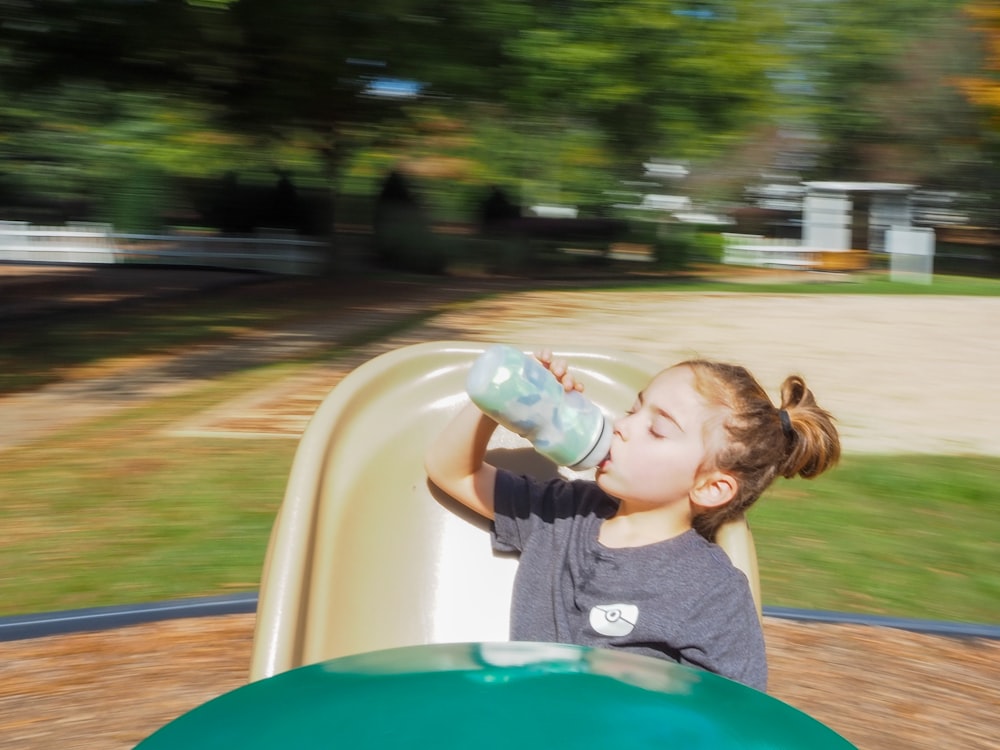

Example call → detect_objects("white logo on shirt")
589 603 638 637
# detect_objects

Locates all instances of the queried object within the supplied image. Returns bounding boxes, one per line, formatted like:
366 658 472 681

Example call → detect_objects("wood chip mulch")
2 614 998 750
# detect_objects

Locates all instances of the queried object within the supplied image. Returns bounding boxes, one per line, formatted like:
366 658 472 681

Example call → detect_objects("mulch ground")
2 615 999 750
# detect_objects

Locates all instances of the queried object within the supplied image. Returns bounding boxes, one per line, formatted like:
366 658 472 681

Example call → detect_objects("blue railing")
2 594 997 642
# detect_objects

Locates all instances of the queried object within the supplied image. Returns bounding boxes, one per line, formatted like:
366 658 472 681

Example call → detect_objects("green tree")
0 0 795 229
345 1 792 210
781 0 980 183
500 1 788 162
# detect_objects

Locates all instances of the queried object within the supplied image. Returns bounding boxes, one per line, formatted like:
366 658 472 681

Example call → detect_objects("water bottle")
466 344 612 470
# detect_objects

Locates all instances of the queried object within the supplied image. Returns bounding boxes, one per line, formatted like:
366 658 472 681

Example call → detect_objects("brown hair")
678 360 841 540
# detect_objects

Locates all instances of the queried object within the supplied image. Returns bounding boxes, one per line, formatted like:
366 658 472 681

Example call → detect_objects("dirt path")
171 288 1000 459
3 266 998 456
2 267 999 750
403 289 1000 456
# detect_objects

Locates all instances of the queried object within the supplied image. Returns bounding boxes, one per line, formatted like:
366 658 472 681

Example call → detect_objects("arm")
424 350 579 520
424 400 499 519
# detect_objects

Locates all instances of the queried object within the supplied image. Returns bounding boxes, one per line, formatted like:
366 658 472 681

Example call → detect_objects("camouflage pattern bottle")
466 345 612 470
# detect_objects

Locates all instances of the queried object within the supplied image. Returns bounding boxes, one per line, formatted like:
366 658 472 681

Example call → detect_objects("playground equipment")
139 642 857 750
249 341 761 681
135 342 861 750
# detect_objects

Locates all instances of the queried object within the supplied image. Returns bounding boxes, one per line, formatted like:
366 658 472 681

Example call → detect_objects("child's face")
596 365 720 509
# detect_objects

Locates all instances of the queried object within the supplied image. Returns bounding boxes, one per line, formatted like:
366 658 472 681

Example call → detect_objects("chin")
594 472 620 497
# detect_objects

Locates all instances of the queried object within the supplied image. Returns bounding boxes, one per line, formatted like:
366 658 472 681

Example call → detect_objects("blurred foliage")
953 2 1000 129
783 0 996 196
0 0 997 232
371 170 450 272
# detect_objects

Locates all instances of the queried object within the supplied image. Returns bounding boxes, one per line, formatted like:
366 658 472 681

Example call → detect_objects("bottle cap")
570 413 612 470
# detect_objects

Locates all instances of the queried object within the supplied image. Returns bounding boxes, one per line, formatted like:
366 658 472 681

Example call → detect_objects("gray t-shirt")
492 469 768 692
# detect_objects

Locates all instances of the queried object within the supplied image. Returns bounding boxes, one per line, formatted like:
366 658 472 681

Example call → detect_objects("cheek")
624 443 687 486
642 440 705 482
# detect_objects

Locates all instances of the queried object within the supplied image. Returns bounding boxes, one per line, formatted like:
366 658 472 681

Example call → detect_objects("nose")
613 413 630 440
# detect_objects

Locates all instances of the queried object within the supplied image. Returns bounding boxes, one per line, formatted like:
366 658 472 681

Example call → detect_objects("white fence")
0 221 329 275
722 234 827 269
723 229 936 278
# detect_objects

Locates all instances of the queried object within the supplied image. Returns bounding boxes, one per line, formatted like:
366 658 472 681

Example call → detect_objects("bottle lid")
570 413 612 470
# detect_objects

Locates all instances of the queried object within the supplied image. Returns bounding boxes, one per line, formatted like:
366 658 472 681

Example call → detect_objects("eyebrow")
636 391 685 432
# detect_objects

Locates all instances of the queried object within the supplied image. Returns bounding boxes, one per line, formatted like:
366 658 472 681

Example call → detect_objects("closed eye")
650 414 678 438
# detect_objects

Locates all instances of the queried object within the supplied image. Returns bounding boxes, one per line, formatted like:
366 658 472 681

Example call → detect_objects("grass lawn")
3 410 997 623
754 454 1000 622
0 383 298 615
1 268 998 623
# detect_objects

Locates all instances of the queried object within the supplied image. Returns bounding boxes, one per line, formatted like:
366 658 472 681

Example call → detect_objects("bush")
626 221 699 270
691 231 725 263
107 165 171 233
372 203 450 274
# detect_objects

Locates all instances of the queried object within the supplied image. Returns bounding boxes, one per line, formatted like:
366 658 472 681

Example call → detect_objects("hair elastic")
779 409 794 439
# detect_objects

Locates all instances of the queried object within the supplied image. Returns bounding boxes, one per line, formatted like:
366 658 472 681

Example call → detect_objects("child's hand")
535 348 584 393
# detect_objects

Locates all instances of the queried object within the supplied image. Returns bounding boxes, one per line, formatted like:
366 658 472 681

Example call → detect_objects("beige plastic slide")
249 341 761 681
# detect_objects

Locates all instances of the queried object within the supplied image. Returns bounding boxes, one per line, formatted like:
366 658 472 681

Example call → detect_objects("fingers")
534 349 584 392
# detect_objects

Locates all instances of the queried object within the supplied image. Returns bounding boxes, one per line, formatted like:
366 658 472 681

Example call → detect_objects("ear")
690 470 738 509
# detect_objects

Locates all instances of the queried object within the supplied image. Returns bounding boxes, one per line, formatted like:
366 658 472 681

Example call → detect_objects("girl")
424 349 840 692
